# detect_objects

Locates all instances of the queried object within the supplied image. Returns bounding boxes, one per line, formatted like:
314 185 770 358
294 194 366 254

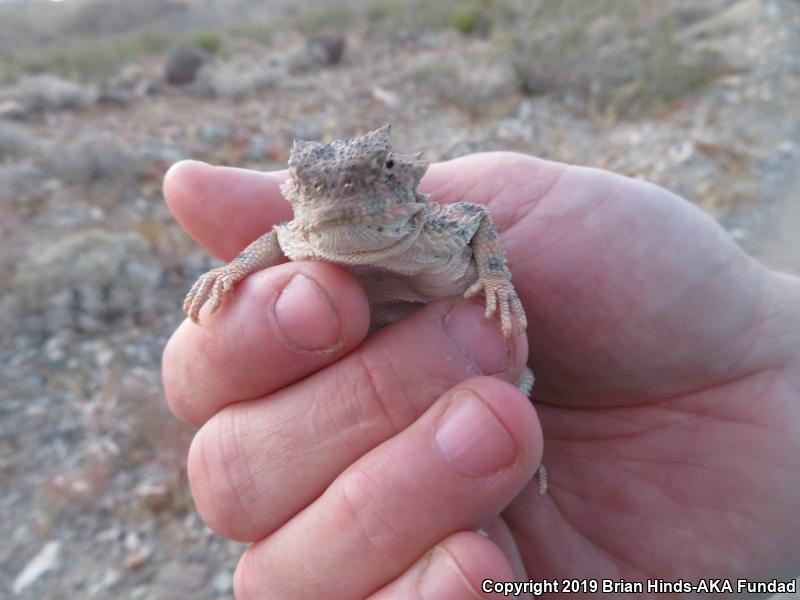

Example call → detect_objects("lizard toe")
184 271 218 323
464 281 482 299
484 288 497 319
510 292 527 333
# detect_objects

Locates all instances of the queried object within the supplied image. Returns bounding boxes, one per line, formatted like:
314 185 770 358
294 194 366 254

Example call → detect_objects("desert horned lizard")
183 124 547 494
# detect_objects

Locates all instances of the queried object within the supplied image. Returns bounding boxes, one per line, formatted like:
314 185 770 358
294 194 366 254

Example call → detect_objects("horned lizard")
183 124 547 494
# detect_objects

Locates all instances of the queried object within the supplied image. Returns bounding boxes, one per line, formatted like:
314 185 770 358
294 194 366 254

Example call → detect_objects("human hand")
162 153 800 597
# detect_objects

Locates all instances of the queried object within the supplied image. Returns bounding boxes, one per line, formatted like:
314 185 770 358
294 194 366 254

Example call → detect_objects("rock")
123 530 142 552
123 547 152 571
110 64 162 98
372 86 402 109
515 70 558 97
140 140 183 166
96 89 132 107
121 530 152 570
43 334 68 366
12 541 61 595
287 31 347 74
133 464 175 513
306 29 347 66
0 121 35 159
165 45 211 86
199 123 230 142
264 141 288 162
289 122 324 141
0 75 95 111
778 140 796 157
44 455 112 509
727 226 749 242
154 562 209 593
135 78 162 97
211 570 233 594
244 135 268 161
0 164 45 205
134 482 172 513
0 99 27 120
86 569 121 597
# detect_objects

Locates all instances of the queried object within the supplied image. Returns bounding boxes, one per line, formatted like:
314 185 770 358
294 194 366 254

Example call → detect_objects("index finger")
163 160 291 261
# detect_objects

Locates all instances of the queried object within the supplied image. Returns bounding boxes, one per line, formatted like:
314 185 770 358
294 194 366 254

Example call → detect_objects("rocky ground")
0 0 798 597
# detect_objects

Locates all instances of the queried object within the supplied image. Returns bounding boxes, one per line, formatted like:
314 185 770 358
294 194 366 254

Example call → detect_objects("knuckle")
162 340 201 423
327 350 416 443
187 410 260 538
233 547 261 600
334 462 402 555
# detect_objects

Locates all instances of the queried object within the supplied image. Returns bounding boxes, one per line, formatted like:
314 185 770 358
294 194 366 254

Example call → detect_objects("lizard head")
281 124 429 223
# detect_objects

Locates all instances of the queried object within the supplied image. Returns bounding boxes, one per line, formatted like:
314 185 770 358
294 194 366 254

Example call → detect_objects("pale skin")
162 153 800 599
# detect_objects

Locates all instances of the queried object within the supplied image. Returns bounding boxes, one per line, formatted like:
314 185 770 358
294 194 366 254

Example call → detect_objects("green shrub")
0 32 169 83
228 22 275 45
190 30 222 55
364 0 488 34
451 6 480 34
294 5 355 33
507 0 726 119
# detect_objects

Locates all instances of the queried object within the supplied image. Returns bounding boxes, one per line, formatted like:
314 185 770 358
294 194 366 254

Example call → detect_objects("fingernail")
274 273 341 351
417 547 477 600
435 390 516 477
444 301 510 375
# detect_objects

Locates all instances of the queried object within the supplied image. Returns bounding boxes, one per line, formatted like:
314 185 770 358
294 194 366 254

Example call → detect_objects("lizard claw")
464 274 527 338
183 266 241 323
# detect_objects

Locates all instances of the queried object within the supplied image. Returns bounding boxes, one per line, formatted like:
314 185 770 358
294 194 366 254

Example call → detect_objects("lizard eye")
385 159 394 169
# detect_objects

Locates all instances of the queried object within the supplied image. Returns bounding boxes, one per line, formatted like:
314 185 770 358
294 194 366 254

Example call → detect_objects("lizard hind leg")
514 367 548 496
515 366 535 397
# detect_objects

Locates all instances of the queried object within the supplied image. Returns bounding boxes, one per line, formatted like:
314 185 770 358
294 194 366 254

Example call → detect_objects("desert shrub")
451 5 481 34
294 4 355 34
53 138 143 186
1 74 94 110
507 0 726 119
0 32 169 83
228 22 276 46
66 0 188 37
364 0 494 34
190 30 222 55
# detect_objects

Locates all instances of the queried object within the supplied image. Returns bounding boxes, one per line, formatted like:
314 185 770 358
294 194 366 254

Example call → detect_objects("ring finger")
233 376 542 599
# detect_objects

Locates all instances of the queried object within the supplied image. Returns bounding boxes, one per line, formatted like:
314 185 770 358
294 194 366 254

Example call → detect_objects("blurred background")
0 0 798 597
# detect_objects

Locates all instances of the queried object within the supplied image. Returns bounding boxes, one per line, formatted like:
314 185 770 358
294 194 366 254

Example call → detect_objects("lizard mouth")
298 201 427 232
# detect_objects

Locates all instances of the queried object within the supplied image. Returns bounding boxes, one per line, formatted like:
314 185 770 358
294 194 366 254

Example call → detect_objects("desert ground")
1 0 798 597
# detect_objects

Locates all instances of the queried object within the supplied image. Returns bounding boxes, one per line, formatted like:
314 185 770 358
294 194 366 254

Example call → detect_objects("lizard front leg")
184 229 285 323
463 207 527 338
